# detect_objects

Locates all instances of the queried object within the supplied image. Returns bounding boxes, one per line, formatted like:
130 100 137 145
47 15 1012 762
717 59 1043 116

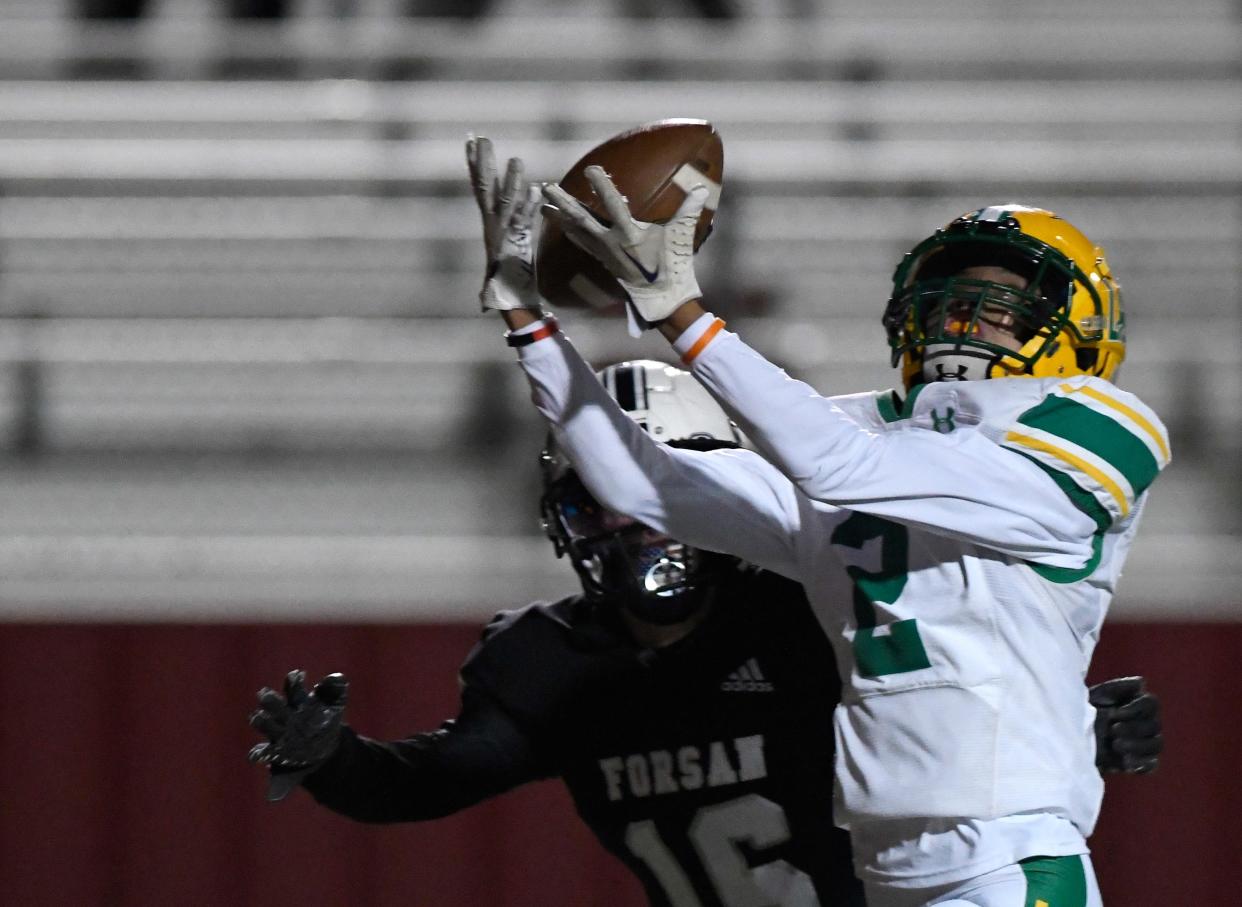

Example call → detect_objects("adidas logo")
721 658 774 693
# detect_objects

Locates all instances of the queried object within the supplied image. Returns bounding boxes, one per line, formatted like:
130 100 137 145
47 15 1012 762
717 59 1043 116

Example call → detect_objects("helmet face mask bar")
539 360 744 627
884 206 1125 390
539 468 729 625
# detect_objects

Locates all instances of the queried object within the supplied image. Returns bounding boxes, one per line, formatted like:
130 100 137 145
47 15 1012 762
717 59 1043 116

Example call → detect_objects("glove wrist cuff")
623 286 701 324
480 281 542 313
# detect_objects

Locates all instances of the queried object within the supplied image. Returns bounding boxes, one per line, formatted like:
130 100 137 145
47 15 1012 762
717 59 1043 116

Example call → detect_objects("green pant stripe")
1021 855 1088 907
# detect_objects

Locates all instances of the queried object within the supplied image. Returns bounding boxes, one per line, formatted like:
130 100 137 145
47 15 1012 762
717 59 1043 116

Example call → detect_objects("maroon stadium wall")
0 621 1237 906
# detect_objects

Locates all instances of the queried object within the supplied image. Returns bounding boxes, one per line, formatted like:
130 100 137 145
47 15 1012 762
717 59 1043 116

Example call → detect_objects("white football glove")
542 166 709 335
466 135 543 312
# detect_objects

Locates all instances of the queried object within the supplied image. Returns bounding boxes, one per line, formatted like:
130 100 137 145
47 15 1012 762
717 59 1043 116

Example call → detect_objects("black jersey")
302 568 862 907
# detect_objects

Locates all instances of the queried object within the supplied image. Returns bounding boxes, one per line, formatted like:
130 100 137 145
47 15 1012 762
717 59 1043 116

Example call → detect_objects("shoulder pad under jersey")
996 376 1172 528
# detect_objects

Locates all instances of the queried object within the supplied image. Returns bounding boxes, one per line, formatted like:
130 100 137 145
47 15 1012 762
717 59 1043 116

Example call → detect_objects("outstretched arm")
300 689 546 823
465 138 805 579
541 171 1110 567
249 669 547 822
515 324 806 579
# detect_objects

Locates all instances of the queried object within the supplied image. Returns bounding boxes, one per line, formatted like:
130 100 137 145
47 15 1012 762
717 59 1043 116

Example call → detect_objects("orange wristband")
680 318 725 365
506 316 560 348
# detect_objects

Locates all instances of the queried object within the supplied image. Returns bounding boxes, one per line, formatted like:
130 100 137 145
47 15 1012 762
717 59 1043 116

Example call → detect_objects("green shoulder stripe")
1017 394 1161 499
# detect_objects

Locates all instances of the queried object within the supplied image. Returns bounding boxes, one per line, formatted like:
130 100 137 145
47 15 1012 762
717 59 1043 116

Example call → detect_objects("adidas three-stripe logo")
721 658 774 693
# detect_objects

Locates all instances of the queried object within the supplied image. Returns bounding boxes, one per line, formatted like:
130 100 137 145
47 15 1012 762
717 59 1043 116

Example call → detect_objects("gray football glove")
1090 675 1162 775
249 669 349 801
466 135 543 312
542 166 709 336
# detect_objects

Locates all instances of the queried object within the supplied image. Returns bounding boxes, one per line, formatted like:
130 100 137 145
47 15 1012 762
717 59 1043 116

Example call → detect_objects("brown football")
536 119 724 311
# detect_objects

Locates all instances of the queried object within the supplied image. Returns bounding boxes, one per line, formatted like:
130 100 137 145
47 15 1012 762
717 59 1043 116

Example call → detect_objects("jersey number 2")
831 512 931 677
624 793 820 907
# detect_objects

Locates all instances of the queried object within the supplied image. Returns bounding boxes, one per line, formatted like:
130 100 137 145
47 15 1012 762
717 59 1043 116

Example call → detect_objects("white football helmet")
540 360 742 624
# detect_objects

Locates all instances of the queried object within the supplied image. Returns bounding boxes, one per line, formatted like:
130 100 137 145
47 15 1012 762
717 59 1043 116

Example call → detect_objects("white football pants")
863 854 1103 907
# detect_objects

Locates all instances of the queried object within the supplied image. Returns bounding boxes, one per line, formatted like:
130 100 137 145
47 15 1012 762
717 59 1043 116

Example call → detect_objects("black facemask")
541 472 733 626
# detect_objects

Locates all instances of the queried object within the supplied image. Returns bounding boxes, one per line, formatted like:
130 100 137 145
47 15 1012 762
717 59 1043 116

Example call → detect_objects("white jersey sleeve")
995 377 1171 536
515 329 807 581
686 325 1170 571
667 319 1173 886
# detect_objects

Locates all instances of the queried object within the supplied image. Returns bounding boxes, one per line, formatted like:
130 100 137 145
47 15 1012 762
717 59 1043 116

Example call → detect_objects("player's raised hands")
249 669 350 801
466 135 543 313
542 166 709 336
1090 675 1163 775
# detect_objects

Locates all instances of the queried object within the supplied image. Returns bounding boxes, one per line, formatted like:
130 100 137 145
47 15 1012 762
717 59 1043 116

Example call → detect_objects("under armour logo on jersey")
930 407 957 433
721 658 774 692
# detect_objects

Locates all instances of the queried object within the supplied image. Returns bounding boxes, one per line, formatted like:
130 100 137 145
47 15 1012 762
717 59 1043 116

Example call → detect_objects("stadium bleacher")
0 0 1237 617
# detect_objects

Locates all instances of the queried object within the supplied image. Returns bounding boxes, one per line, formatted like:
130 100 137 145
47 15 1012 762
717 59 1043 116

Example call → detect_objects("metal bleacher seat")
5 79 1242 142
0 13 1238 81
0 1 1237 614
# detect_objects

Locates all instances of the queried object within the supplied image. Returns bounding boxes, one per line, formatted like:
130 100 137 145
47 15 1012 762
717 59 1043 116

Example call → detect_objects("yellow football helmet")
883 204 1126 389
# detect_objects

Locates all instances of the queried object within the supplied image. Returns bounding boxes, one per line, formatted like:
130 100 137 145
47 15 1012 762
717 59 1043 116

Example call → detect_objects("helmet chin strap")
574 545 711 626
622 584 710 626
619 547 709 625
920 344 1000 383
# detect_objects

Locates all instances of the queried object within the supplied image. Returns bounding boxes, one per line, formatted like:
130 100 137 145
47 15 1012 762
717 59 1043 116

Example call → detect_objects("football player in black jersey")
249 360 1162 907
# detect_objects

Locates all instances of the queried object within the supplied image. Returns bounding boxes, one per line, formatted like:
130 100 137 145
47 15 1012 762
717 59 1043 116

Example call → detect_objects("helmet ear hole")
1076 348 1100 373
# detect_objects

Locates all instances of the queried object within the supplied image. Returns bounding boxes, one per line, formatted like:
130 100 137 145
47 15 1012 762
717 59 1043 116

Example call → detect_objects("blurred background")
0 0 1238 904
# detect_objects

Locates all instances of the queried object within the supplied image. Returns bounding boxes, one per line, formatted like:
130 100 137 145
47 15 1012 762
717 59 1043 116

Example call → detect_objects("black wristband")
505 316 560 348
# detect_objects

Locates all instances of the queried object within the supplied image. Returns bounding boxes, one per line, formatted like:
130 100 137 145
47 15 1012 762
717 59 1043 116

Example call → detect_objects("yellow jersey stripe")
1059 382 1170 463
1005 429 1131 517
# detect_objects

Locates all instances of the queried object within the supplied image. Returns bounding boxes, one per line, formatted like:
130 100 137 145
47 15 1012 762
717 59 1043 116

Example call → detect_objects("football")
536 119 724 310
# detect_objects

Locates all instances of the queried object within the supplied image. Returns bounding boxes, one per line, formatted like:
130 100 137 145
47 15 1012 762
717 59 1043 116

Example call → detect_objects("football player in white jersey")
247 344 1159 907
467 138 1170 907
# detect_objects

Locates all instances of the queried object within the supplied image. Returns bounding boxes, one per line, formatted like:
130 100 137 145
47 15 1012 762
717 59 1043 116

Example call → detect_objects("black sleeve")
300 686 551 823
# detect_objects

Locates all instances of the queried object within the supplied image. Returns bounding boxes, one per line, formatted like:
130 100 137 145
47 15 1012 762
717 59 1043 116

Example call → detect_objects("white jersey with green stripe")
812 376 1166 887
681 328 1170 887
513 326 1170 889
